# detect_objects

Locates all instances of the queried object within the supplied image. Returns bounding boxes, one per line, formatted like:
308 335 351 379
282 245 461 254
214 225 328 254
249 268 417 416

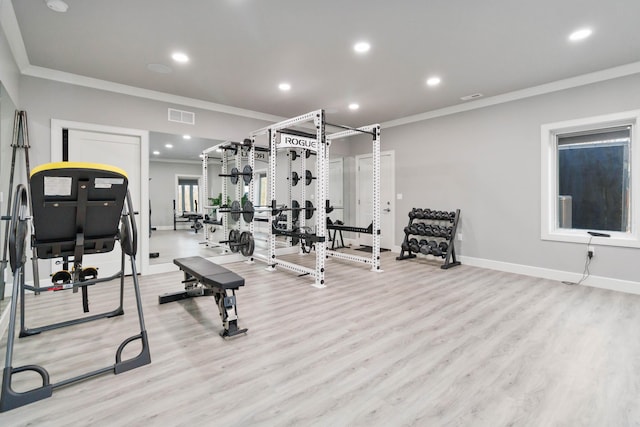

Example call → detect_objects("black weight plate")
291 171 299 186
292 200 300 222
242 164 253 185
242 200 254 223
239 231 250 256
305 170 314 185
230 167 239 185
229 229 240 252
230 200 241 222
305 200 314 220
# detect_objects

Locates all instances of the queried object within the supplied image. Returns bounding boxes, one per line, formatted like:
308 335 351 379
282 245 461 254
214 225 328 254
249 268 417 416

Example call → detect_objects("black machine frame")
1 165 151 412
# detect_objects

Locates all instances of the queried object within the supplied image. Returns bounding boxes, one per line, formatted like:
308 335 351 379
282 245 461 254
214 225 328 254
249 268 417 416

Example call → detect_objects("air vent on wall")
460 93 484 101
168 108 195 125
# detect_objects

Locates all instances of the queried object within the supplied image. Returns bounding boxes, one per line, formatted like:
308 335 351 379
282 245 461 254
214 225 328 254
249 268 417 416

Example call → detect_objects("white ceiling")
149 131 223 162
8 0 640 128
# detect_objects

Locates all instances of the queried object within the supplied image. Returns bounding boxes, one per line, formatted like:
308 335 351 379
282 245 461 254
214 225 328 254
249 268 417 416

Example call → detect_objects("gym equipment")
270 199 315 221
397 207 461 269
305 170 316 185
173 199 203 232
218 164 253 185
217 200 256 223
220 229 255 256
290 149 315 161
0 162 151 412
160 256 247 338
290 170 316 186
0 110 39 300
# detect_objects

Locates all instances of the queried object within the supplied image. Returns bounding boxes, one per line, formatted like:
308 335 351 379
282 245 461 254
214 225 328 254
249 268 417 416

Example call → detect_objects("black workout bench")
159 256 248 338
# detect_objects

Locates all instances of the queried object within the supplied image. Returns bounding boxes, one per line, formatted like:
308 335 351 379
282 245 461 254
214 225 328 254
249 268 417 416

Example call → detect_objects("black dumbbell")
419 244 431 255
409 238 420 253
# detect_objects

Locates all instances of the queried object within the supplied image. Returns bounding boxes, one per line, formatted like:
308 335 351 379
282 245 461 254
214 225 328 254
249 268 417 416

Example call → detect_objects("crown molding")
382 61 640 129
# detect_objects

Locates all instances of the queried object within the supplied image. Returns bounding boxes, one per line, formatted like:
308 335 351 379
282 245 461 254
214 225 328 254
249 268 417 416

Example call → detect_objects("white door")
328 158 344 223
356 151 395 250
50 121 149 277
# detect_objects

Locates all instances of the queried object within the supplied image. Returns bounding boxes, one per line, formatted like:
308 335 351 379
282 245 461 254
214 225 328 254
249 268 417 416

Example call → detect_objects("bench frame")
159 257 247 338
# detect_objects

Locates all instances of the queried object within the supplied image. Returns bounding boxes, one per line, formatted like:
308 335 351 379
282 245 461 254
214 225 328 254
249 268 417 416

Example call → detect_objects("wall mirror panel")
0 81 18 312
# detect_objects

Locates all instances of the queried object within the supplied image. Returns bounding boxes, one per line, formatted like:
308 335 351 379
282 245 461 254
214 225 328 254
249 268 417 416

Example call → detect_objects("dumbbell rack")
396 208 461 269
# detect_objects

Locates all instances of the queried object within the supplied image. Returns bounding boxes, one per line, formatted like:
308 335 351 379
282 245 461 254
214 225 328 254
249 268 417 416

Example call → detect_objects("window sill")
542 229 640 248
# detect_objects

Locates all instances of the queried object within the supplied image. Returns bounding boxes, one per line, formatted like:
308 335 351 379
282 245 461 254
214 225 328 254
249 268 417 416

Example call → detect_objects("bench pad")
173 256 244 289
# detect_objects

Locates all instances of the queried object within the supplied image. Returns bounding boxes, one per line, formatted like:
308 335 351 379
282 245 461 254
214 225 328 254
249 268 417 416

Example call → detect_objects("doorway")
356 150 395 250
51 120 149 275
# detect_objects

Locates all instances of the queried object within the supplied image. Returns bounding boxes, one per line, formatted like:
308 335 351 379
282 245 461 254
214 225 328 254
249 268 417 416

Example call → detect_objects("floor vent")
168 108 195 125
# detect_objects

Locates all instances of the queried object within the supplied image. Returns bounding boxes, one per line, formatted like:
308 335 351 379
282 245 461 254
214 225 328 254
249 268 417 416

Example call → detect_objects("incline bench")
159 256 247 338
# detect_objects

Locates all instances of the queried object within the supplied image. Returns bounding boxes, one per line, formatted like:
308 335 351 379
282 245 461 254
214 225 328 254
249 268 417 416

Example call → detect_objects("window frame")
541 109 640 248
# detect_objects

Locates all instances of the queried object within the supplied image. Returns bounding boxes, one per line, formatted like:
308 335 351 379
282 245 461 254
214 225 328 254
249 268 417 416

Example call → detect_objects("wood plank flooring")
1 251 640 426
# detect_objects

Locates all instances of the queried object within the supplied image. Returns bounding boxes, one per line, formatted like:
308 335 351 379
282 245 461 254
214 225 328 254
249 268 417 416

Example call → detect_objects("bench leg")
214 289 247 338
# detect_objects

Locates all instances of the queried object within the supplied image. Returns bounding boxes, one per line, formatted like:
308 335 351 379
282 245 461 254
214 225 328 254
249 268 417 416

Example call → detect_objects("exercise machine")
0 162 151 412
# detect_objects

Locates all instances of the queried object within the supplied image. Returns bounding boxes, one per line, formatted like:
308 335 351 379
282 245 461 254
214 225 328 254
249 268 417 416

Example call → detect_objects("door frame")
174 172 202 214
355 149 395 250
51 119 150 275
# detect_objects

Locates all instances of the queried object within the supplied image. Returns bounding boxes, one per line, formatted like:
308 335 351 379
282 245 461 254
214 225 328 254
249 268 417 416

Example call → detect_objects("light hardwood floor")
1 251 640 426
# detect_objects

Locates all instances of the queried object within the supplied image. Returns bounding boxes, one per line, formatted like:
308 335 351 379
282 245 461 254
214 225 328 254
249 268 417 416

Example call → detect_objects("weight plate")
305 170 314 185
291 200 300 222
242 200 254 223
229 229 240 252
230 167 239 185
230 200 241 222
305 200 314 220
242 164 253 185
240 231 255 257
291 171 299 186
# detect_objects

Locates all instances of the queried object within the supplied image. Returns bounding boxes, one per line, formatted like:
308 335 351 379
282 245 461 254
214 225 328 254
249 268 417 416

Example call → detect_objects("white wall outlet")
457 233 463 241
396 193 403 200
588 245 595 256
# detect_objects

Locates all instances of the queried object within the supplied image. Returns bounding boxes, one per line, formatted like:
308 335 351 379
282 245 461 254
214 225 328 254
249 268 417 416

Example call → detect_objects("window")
541 110 640 247
177 178 199 213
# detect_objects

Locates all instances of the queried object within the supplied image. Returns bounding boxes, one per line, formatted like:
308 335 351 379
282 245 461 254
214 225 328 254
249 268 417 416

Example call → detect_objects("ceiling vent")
168 108 195 125
460 93 484 101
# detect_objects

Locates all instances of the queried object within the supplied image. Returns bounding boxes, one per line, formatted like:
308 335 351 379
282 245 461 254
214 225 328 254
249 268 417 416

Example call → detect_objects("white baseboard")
460 255 640 295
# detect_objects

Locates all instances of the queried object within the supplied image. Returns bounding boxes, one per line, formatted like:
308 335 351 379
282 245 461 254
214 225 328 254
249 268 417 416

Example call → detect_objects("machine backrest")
30 162 129 259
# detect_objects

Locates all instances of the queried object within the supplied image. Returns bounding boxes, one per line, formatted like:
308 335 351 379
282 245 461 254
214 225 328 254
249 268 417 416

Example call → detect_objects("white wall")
357 73 640 285
0 9 19 105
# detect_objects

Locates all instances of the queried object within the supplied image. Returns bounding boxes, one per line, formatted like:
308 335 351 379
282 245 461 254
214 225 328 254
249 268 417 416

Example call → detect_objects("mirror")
0 81 18 313
148 131 227 266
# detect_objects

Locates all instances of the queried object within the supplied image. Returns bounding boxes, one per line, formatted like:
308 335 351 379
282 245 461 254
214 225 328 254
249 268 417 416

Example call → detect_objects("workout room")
0 1 639 425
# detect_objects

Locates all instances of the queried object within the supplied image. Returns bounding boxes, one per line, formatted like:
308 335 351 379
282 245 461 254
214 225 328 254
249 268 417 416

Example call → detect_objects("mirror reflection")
0 82 18 313
148 131 226 265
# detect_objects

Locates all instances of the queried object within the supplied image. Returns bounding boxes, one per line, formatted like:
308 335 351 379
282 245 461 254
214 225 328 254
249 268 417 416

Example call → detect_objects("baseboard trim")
459 255 640 295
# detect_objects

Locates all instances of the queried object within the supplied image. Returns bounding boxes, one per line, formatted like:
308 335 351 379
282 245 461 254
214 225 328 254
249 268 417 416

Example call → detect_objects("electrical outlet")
588 245 595 256
457 233 463 241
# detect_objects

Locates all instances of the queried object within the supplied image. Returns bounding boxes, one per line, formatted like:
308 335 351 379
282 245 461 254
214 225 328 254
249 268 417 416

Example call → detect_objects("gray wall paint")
149 160 222 228
368 73 640 283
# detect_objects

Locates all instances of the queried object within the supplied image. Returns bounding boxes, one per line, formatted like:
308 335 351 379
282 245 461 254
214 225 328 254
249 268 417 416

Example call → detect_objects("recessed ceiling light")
348 103 360 111
183 135 191 140
165 144 173 148
426 77 441 87
279 82 291 91
354 41 371 53
569 28 592 41
171 52 189 63
147 63 172 74
45 0 69 13
153 151 160 155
